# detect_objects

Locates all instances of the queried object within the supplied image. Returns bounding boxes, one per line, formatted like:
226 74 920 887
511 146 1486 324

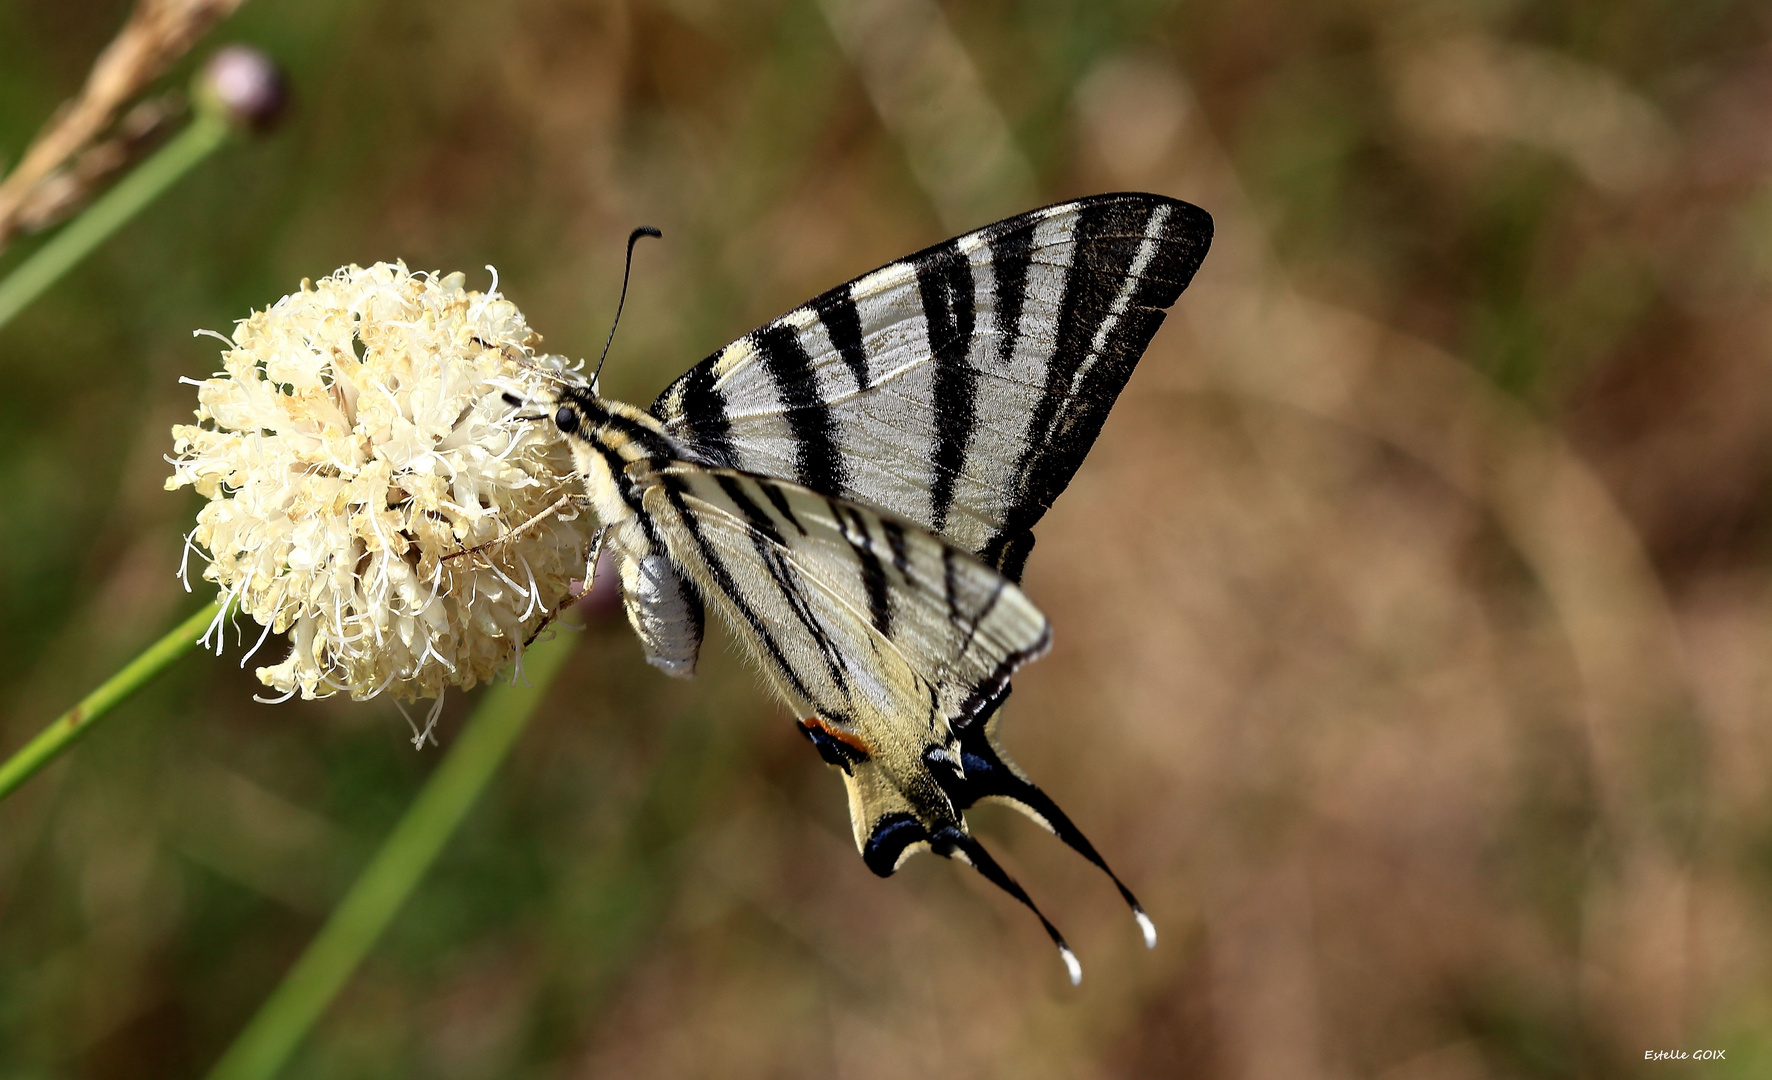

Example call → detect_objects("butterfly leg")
520 526 608 647
925 704 1156 949
444 492 591 563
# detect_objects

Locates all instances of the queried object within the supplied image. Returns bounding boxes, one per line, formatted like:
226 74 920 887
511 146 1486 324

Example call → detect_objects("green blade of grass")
203 629 578 1080
0 599 224 802
0 108 231 333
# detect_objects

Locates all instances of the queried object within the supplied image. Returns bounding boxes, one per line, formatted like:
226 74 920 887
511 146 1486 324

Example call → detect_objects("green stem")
0 599 224 802
0 108 231 332
203 631 578 1080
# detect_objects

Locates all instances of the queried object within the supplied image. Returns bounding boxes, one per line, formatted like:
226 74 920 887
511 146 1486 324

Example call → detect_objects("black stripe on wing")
658 475 818 705
813 287 871 394
662 361 737 468
716 475 858 696
755 323 849 496
917 238 977 534
830 499 894 637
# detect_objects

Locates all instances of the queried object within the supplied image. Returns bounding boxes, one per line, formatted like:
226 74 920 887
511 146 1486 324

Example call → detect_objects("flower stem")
0 599 224 802
203 631 578 1080
0 107 231 333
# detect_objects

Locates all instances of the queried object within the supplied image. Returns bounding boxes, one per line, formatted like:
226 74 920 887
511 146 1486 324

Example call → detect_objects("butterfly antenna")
591 226 662 392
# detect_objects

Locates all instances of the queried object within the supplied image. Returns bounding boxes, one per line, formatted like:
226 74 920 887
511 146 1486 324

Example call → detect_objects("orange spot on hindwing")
796 716 871 773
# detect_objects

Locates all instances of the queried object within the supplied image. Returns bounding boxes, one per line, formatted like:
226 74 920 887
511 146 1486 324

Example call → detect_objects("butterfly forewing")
651 192 1212 579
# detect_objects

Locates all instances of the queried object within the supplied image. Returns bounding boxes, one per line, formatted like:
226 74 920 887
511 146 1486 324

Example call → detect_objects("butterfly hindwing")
627 460 1051 749
603 454 1098 965
651 192 1213 580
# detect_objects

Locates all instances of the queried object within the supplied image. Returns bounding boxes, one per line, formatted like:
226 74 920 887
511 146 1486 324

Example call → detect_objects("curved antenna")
591 226 662 392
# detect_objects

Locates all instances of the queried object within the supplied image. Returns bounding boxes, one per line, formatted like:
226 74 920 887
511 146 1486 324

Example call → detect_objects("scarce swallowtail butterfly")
539 193 1211 984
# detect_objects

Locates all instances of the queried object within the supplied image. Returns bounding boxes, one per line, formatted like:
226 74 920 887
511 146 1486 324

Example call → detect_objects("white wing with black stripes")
651 192 1212 579
633 462 1051 742
543 192 1211 983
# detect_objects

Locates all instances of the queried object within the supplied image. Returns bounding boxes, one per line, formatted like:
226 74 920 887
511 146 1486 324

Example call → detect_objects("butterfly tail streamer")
932 707 1157 949
933 824 1081 986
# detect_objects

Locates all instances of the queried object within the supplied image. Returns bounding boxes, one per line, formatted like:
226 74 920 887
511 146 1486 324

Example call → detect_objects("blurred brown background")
4 0 1772 1076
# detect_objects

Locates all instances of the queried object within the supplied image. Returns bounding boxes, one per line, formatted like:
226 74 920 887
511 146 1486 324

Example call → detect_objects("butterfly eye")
554 405 580 434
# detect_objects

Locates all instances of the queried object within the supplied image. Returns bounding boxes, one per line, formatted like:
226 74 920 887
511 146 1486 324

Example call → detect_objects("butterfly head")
551 401 582 435
500 384 600 436
540 381 614 442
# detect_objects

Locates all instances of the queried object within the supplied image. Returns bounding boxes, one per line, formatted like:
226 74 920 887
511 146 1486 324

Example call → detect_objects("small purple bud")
197 45 288 133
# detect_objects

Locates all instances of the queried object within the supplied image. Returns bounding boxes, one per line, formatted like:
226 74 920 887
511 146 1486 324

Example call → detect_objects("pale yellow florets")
167 261 590 703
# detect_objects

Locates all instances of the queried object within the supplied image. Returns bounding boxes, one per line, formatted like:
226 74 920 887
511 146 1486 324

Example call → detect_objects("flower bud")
196 44 288 132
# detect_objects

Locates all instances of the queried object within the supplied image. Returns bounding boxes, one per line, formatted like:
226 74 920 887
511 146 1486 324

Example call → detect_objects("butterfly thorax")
550 386 709 679
551 387 685 527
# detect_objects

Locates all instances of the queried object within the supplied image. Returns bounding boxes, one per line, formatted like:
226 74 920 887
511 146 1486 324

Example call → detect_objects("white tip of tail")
1059 944 1083 986
1135 908 1157 950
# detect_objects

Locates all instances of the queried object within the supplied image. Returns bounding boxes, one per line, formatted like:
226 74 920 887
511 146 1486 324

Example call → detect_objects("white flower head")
167 261 591 703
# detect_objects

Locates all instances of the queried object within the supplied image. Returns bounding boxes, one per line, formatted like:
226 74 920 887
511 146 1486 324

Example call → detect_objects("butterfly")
542 193 1211 983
